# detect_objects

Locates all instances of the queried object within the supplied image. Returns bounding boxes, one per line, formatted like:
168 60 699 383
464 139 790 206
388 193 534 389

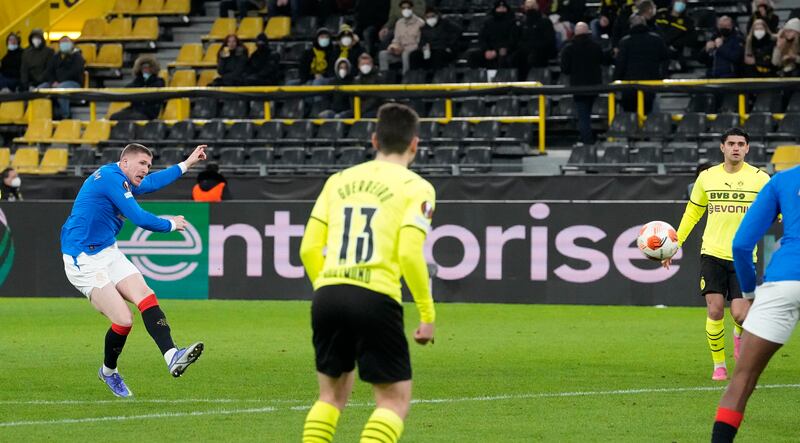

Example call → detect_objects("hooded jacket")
193 166 231 202
217 42 248 86
20 29 54 89
478 2 520 52
244 34 281 85
518 9 557 67
614 24 669 80
300 29 336 82
1 34 22 81
126 55 166 119
44 43 85 84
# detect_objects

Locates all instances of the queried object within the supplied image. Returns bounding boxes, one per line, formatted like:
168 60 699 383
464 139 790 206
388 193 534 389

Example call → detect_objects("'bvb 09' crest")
0 208 14 287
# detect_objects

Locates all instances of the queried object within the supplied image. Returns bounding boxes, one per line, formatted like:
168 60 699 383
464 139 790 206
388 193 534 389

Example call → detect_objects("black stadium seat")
135 121 167 143
163 120 195 146
458 98 484 117
72 147 97 166
769 113 800 140
418 121 437 141
277 147 306 165
431 146 460 164
104 121 137 145
276 99 305 119
338 146 366 165
101 147 123 164
284 121 314 141
605 112 638 139
191 98 218 119
248 147 274 165
463 146 492 165
218 147 246 165
490 97 519 116
311 122 345 144
253 121 283 144
674 113 706 139
638 113 672 140
158 147 185 166
341 121 374 144
308 146 336 165
219 100 249 119
195 120 226 144
600 142 628 163
743 112 774 138
220 122 255 146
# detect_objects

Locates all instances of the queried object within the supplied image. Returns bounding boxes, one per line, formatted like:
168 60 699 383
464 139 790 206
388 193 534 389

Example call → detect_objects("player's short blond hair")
120 143 153 160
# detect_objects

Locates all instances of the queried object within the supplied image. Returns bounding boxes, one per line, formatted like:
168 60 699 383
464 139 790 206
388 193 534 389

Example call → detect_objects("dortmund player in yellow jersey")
664 128 770 381
299 103 436 443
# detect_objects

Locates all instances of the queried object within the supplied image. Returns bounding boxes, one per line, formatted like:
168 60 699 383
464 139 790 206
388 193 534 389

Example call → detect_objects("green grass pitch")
1 298 799 442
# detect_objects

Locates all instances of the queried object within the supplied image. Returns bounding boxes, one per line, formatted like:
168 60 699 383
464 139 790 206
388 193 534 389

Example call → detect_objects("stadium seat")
112 0 139 14
219 100 248 119
200 43 223 67
599 142 628 163
191 98 218 119
687 93 716 114
674 112 706 140
308 146 335 165
700 141 724 164
717 94 739 113
136 0 164 14
218 147 246 165
566 145 598 164
81 120 112 144
629 142 662 163
291 16 318 39
275 99 305 119
418 121 437 141
427 100 446 118
337 146 365 165
248 100 268 119
76 43 96 64
502 123 535 145
161 98 188 120
253 121 283 144
526 67 551 84
432 68 457 84
638 113 672 140
771 145 800 171
457 98 484 117
195 120 226 144
37 148 68 174
664 142 699 164
492 69 517 83
72 147 97 167
748 141 767 164
101 147 123 164
25 100 53 121
605 112 638 139
265 16 291 40
14 119 53 143
128 17 159 40
104 18 133 39
170 70 196 87
104 103 130 123
248 147 274 164
79 18 106 40
158 147 185 165
0 148 10 170
105 121 137 144
342 121 375 144
786 92 800 113
222 122 255 145
311 121 345 144
702 113 738 137
237 17 264 40
403 70 428 84
752 92 783 113
284 121 315 141
135 120 167 142
163 120 196 145
489 97 519 117
469 121 500 141
462 68 488 83
463 146 492 165
282 42 309 63
88 44 123 68
414 145 430 164
197 69 220 87
769 113 800 140
11 147 40 173
0 101 26 125
203 18 237 41
162 0 190 14
432 146 460 164
743 112 774 138
169 43 203 68
277 147 305 165
435 121 469 142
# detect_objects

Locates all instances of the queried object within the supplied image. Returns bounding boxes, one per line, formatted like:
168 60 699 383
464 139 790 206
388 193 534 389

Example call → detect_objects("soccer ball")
637 221 679 260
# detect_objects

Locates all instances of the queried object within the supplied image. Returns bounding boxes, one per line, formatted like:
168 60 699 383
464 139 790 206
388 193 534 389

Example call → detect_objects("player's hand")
172 215 188 231
184 145 207 169
661 257 672 269
414 322 435 345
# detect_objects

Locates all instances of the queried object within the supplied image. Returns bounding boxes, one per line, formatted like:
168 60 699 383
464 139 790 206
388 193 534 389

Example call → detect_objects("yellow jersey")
677 162 770 261
309 160 436 302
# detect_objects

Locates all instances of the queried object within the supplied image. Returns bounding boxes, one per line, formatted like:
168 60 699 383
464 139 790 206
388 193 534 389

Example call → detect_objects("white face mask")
338 68 348 78
340 36 352 47
9 177 20 188
754 29 766 40
401 8 413 18
318 37 330 48
31 37 42 48
426 17 438 27
359 64 372 74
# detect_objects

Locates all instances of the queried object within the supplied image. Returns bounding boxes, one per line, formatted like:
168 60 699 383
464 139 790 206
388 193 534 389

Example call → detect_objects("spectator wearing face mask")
744 19 776 77
211 34 248 86
378 0 424 74
323 58 355 117
354 53 386 117
377 0 425 45
612 0 656 50
0 33 22 92
40 36 85 119
654 0 694 70
409 7 462 71
614 14 669 113
513 0 557 81
772 18 800 77
748 0 779 34
110 55 166 121
469 0 520 69
300 28 336 84
243 33 281 86
592 0 632 40
335 24 365 69
0 168 22 201
20 29 54 92
700 15 744 79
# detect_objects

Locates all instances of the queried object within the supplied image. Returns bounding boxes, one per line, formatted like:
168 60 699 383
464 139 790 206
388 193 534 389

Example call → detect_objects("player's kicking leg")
361 381 412 443
302 371 355 442
90 283 134 398
706 293 728 380
729 298 752 361
115 272 204 377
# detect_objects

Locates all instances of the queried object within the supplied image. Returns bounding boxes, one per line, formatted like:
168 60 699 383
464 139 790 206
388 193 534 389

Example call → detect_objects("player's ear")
371 132 379 152
408 136 419 155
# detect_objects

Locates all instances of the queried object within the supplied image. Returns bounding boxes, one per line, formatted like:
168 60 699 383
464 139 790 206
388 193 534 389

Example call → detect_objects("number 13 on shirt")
338 206 378 265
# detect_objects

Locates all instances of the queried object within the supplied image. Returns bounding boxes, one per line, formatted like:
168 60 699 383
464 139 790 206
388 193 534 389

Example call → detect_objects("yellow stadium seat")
265 16 291 40
200 43 222 67
112 0 139 14
162 0 190 14
197 69 219 87
24 100 52 122
237 17 264 40
104 18 133 39
79 18 106 40
0 148 10 170
76 43 96 64
37 148 68 174
158 69 170 85
49 120 83 144
244 41 256 55
81 120 112 143
136 0 164 14
771 145 800 172
203 18 236 41
170 70 196 87
169 43 203 68
0 102 26 125
87 44 123 68
14 120 53 143
105 102 131 119
129 17 159 40
11 147 40 174
161 98 189 120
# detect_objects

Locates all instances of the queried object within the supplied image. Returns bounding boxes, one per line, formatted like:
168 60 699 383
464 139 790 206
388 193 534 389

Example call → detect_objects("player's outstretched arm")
300 217 327 283
398 226 436 345
107 177 176 232
134 145 208 195
732 181 779 297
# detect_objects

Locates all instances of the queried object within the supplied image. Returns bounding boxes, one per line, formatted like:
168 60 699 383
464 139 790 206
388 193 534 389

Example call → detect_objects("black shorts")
311 284 411 384
699 254 743 300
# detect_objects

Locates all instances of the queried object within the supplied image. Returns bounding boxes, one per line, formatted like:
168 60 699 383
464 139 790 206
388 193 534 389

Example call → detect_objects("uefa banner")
0 201 775 306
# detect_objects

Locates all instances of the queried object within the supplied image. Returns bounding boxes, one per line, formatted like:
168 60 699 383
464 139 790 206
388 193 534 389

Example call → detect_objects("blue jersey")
61 163 184 257
733 166 800 293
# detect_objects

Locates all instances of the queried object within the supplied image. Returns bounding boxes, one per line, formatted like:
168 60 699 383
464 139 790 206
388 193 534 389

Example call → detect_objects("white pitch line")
2 383 800 428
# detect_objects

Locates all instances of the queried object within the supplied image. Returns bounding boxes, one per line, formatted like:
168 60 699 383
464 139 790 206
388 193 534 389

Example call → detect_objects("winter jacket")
300 39 336 83
44 48 85 84
518 11 557 67
560 34 605 86
0 47 22 80
125 58 166 120
216 46 248 86
20 30 54 89
701 31 744 78
391 14 424 51
614 24 669 80
655 10 695 50
746 34 776 76
335 42 366 70
419 17 462 53
244 46 281 85
478 11 520 52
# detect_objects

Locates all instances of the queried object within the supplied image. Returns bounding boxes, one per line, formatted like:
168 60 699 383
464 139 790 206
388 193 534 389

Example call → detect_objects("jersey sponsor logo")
708 203 748 214
421 201 434 220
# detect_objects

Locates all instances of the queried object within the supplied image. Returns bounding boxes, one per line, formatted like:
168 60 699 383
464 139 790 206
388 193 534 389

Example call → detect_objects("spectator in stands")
354 53 386 116
0 33 22 92
513 0 557 81
378 0 426 44
300 28 336 84
772 18 800 77
355 0 390 55
592 0 630 40
0 168 22 201
20 29 53 92
325 58 355 117
469 1 520 70
110 55 166 121
700 16 744 79
243 33 281 86
409 7 462 72
335 24 365 69
561 22 606 145
547 0 587 35
614 14 669 113
219 0 265 19
211 34 248 86
748 0 779 34
655 0 694 71
378 0 424 74
40 36 84 119
744 19 776 77
612 0 656 50
192 164 232 202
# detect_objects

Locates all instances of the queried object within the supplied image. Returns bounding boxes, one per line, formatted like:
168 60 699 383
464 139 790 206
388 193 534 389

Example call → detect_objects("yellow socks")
706 317 726 368
360 407 404 443
733 321 743 338
303 401 341 443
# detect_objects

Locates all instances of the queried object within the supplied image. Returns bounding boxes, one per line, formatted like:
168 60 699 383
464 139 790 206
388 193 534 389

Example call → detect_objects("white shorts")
743 281 800 345
62 244 140 299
